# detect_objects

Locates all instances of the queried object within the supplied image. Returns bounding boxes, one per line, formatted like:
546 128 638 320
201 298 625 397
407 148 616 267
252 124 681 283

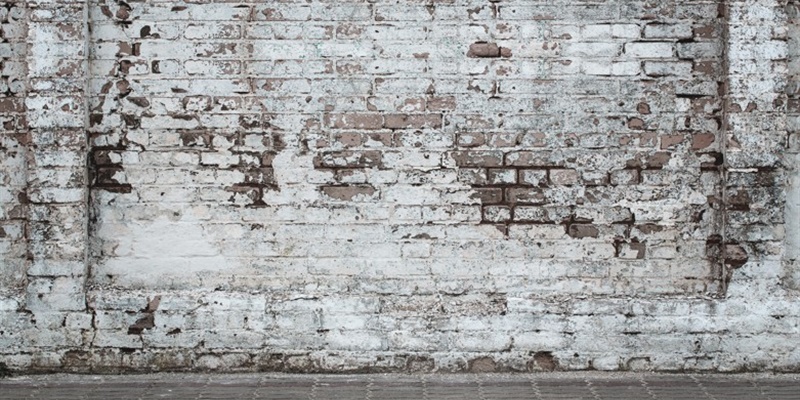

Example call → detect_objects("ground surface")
1 372 798 399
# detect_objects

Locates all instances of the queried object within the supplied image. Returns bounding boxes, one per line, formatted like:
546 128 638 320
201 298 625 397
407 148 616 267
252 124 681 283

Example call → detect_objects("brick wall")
0 0 798 372
90 0 726 294
0 1 27 290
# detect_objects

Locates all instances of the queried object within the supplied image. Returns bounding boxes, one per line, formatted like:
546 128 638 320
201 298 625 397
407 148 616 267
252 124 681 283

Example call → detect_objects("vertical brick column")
724 0 789 293
0 0 29 292
24 0 89 314
786 0 800 289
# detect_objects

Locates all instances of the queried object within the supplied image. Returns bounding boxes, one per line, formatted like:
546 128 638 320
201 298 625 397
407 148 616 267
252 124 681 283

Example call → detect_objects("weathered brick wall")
89 0 728 293
1 0 799 372
0 1 27 290
787 0 800 289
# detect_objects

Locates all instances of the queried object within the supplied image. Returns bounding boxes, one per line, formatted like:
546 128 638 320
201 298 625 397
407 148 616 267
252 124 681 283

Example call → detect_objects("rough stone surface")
0 0 799 373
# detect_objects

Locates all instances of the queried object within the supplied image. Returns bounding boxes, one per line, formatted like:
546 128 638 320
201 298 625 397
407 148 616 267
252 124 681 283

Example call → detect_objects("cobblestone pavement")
1 372 799 399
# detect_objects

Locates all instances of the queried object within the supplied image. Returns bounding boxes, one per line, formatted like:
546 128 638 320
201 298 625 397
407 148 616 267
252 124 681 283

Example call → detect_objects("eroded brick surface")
0 0 799 373
85 0 731 295
0 1 28 290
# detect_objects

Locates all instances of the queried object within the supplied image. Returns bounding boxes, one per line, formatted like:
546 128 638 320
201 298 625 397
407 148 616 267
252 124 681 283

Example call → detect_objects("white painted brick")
2 0 796 374
644 24 693 39
624 42 674 58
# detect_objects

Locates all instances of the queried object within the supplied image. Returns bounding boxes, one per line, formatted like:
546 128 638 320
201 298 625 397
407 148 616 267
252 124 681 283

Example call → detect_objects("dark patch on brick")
89 114 103 126
660 134 684 149
531 351 557 372
384 114 442 129
271 133 286 151
324 113 384 130
468 356 497 372
181 95 212 112
240 114 267 130
0 98 23 113
692 133 715 150
128 296 160 334
243 168 276 186
406 355 435 372
625 152 672 170
127 314 154 335
490 224 508 235
568 224 599 239
100 5 114 19
61 350 91 369
432 96 457 111
636 224 663 234
93 167 130 193
467 42 501 58
705 235 723 276
126 97 150 108
629 241 647 259
89 146 133 194
140 25 160 39
627 117 645 130
700 151 724 170
725 243 748 268
121 114 140 128
727 190 751 211
450 151 503 167
226 180 276 209
255 353 286 372
115 80 131 98
321 185 377 201
143 296 160 313
115 1 131 21
179 131 212 147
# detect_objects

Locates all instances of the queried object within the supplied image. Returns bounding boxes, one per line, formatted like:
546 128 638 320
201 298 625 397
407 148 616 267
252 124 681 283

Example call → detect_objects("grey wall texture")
0 0 799 372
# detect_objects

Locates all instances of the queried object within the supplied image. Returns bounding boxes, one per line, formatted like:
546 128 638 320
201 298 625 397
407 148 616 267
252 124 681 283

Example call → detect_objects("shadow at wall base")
3 345 800 374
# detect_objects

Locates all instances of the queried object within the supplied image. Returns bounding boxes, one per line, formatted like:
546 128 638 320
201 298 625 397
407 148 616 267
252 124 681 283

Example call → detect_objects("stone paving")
1 373 799 399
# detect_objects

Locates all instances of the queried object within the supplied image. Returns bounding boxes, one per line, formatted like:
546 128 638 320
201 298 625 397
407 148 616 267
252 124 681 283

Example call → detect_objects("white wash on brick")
1 0 800 373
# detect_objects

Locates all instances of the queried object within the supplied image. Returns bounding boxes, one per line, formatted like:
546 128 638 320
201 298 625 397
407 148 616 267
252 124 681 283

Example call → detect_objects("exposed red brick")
427 96 457 111
321 185 377 200
660 134 684 149
506 188 546 204
692 133 716 150
470 188 503 204
450 151 503 167
467 42 501 58
568 224 599 239
628 117 645 130
383 114 442 129
324 113 384 130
